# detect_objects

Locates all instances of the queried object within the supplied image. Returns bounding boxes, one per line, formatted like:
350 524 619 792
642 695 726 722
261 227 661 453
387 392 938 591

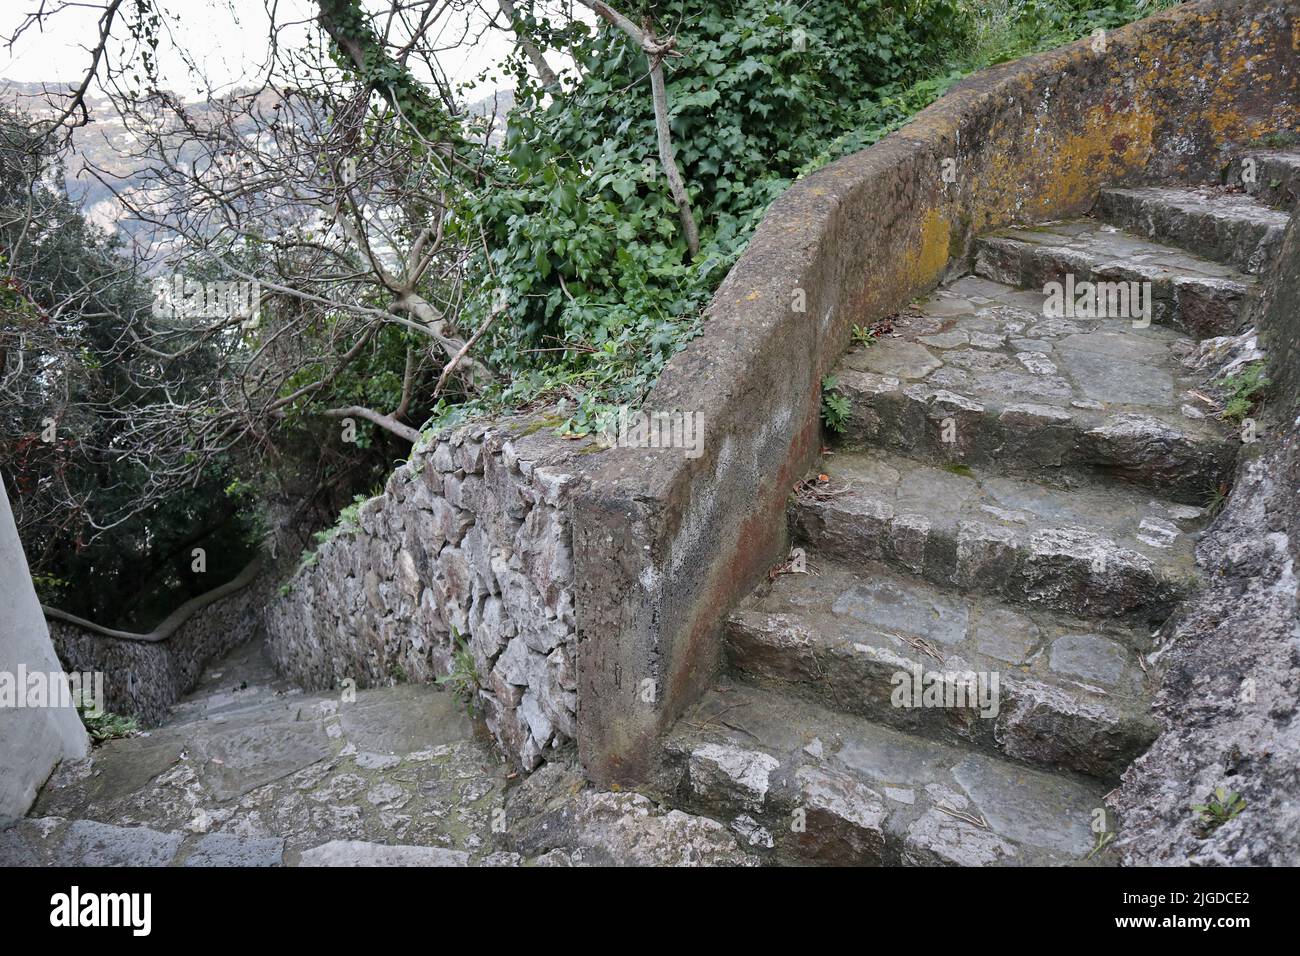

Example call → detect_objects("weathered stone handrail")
572 0 1300 788
41 554 262 643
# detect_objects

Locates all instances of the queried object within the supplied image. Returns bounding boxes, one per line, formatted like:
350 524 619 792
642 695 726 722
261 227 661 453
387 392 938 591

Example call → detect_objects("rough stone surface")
297 840 468 867
1096 185 1291 275
975 219 1259 339
499 761 757 866
264 418 590 770
662 682 1106 866
1229 148 1300 209
56 820 183 867
838 267 1239 499
790 448 1202 625
182 832 284 867
726 558 1155 779
1108 212 1300 866
3 637 751 867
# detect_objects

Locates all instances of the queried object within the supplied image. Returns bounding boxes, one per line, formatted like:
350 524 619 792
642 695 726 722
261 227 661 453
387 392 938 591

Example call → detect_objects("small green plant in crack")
78 704 139 744
312 494 369 549
1205 480 1231 519
851 324 877 348
436 628 481 716
1084 829 1116 861
1192 786 1246 835
821 376 851 435
297 491 379 574
943 462 976 479
1217 362 1270 424
1250 131 1299 148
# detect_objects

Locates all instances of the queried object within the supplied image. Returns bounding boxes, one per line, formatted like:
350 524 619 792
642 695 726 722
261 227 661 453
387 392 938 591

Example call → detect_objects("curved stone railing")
572 0 1300 787
256 0 1298 782
44 556 263 726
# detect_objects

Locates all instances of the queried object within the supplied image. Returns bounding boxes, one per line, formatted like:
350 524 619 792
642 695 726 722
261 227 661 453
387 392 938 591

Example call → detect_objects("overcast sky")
1 0 524 98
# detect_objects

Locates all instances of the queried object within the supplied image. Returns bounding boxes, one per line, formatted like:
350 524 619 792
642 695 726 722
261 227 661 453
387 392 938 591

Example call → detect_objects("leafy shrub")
456 0 970 435
436 629 482 715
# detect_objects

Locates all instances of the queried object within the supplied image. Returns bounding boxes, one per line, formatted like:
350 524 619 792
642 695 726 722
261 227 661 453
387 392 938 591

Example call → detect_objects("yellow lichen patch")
1020 102 1156 220
1203 53 1282 143
913 208 951 285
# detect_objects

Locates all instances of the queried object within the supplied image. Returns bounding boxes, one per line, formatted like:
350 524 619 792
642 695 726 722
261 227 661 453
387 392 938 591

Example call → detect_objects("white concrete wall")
0 480 88 819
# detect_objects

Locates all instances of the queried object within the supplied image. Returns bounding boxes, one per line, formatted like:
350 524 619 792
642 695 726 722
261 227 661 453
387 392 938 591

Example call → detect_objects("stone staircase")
660 151 1297 865
6 150 1295 869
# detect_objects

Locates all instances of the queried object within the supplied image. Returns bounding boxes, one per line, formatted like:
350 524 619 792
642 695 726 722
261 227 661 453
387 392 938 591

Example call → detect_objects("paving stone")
190 717 333 802
183 832 284 867
904 806 1020 866
829 577 969 645
950 754 1095 856
297 840 470 867
1049 633 1134 689
55 820 182 867
0 818 66 866
336 685 475 753
971 606 1042 664
843 338 943 379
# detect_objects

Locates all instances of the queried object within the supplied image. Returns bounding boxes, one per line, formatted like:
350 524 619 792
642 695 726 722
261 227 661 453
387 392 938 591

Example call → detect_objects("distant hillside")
1 81 514 256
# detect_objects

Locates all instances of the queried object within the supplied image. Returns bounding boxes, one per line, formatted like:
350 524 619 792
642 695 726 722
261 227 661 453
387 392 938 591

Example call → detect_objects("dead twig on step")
903 634 945 663
935 803 990 830
793 475 853 503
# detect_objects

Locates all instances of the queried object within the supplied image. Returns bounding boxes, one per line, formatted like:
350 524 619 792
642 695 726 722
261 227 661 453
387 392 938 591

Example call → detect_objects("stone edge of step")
661 683 1110 867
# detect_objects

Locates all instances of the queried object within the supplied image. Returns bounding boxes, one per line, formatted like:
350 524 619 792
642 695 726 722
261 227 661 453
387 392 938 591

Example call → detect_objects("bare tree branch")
575 0 700 258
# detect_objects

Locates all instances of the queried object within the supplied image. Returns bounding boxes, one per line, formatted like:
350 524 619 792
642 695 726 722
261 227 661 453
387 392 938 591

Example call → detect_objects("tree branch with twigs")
575 0 700 259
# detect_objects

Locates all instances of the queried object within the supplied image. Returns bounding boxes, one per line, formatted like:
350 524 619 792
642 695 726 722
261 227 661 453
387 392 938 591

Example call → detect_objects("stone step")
973 220 1256 338
293 839 469 867
1095 186 1290 275
662 682 1112 866
726 556 1156 780
789 449 1204 627
166 685 323 725
834 274 1238 500
1229 148 1300 209
0 818 286 867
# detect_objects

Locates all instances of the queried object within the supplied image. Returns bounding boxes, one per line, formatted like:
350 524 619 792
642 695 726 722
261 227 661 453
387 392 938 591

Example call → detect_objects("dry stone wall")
47 571 262 728
264 418 590 769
